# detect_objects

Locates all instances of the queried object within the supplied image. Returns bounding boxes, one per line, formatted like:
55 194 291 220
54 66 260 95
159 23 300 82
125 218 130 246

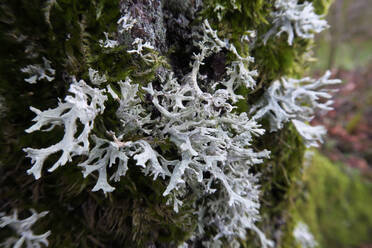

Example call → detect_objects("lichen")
0 0 340 247
0 209 50 248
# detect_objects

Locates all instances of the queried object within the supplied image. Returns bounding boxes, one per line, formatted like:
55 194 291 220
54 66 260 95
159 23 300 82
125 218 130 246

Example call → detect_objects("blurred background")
313 0 372 175
297 0 372 247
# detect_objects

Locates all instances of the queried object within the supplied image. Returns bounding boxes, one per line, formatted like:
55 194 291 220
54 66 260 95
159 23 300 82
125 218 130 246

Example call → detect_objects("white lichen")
21 16 275 247
21 57 55 84
108 78 152 135
303 149 315 168
43 0 58 28
78 135 169 193
99 32 119 49
127 38 157 64
88 67 107 85
117 13 136 33
0 209 50 248
250 71 340 147
23 77 107 179
140 21 272 246
293 222 318 248
264 0 329 45
22 3 339 245
70 19 272 246
292 120 326 148
193 20 258 102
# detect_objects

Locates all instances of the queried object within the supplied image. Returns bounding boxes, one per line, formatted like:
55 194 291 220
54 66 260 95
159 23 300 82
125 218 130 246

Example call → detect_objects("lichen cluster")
0 209 50 248
0 0 337 247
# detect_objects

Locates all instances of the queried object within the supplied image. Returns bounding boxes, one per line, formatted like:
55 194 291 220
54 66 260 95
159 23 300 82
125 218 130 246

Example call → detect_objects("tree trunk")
0 0 335 247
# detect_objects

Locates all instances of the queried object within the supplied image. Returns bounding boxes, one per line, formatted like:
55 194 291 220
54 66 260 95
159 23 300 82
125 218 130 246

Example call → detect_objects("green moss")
253 148 372 248
294 152 372 248
198 2 342 246
252 39 312 82
201 0 271 30
200 0 316 111
240 123 306 247
311 0 334 15
0 1 194 247
0 0 344 247
200 0 271 79
0 151 196 247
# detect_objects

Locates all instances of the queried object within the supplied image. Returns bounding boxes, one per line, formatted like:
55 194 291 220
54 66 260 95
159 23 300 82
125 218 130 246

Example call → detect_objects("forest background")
303 0 372 247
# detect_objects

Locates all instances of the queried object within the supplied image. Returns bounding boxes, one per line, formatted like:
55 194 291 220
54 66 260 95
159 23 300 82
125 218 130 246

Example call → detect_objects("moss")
254 151 372 248
0 1 194 247
250 143 372 248
0 0 342 247
252 38 312 81
239 123 306 247
311 0 334 15
200 0 272 80
294 152 372 248
199 0 317 118
201 0 272 33
0 152 196 247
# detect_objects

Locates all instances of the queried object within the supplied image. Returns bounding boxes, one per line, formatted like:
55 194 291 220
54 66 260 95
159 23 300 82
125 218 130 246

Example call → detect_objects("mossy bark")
0 0 334 247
